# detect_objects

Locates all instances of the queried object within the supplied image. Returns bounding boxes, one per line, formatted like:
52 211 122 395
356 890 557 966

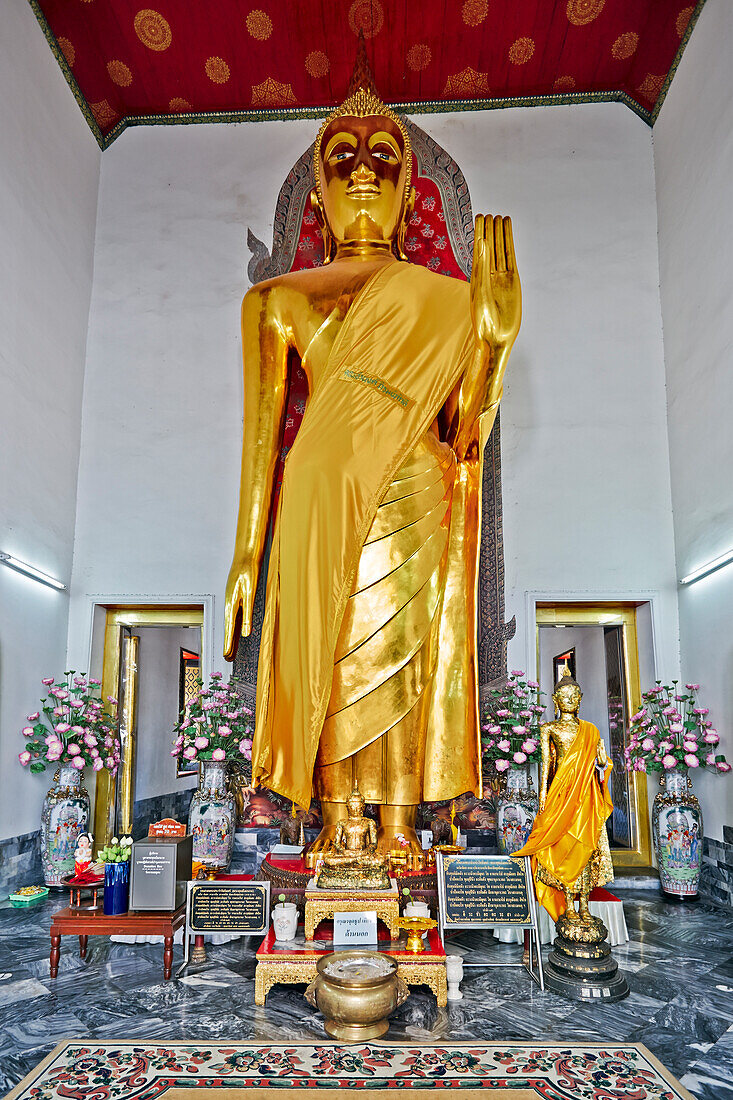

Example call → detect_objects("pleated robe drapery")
251 261 485 810
514 720 614 921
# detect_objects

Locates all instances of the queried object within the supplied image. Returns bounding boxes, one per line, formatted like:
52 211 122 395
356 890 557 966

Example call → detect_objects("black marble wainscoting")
2 888 733 1097
130 789 196 839
701 830 733 908
0 830 43 900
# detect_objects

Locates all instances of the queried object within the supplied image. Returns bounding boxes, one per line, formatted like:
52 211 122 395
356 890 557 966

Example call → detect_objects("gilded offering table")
255 923 447 1007
304 878 400 941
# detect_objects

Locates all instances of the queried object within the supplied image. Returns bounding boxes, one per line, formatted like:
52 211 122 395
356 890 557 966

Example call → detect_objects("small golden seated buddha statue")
315 784 391 891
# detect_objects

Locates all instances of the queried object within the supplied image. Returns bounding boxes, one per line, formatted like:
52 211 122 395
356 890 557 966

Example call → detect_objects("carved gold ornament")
442 66 489 98
348 0 384 39
407 44 431 72
133 9 172 51
676 7 694 37
246 10 273 40
566 0 605 27
305 51 330 78
57 37 75 67
107 60 133 87
206 56 230 84
611 32 638 61
637 73 664 102
508 37 535 66
251 77 298 107
461 0 488 27
91 100 117 127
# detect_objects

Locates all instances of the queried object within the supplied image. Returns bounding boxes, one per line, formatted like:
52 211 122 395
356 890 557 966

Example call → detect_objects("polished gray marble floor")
0 887 731 1097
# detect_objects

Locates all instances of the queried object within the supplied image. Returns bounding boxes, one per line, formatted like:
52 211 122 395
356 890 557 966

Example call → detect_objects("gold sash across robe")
514 720 614 921
252 262 484 809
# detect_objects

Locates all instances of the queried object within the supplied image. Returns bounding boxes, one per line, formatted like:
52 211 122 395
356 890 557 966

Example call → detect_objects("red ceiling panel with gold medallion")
31 0 706 148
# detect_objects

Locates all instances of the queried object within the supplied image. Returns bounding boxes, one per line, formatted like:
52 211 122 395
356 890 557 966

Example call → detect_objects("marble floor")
0 888 731 1098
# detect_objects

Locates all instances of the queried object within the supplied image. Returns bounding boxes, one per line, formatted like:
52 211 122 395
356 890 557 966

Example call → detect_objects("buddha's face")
554 684 582 713
318 115 409 246
347 792 365 818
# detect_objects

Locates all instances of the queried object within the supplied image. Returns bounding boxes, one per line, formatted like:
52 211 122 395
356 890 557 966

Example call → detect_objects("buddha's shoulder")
400 262 469 295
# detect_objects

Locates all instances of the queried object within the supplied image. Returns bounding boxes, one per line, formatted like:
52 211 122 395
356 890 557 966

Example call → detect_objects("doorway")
536 603 652 868
92 606 205 845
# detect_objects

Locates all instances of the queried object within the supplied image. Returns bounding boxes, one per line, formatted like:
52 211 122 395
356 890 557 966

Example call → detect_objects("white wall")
134 626 199 802
654 0 733 839
0 0 100 841
67 104 679 710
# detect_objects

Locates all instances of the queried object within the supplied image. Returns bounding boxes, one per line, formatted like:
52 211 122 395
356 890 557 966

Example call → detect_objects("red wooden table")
49 905 186 980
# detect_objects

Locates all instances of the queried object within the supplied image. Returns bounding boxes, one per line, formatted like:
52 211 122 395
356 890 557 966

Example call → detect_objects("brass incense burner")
305 950 409 1041
396 915 437 952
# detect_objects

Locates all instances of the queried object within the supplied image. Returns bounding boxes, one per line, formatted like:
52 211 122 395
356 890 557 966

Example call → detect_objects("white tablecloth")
493 897 628 947
111 930 242 945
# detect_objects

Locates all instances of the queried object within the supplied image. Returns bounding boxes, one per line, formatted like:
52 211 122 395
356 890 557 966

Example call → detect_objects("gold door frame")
535 602 652 868
93 605 205 846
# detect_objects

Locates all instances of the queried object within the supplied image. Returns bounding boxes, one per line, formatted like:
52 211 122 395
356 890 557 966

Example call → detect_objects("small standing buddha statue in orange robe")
515 668 614 939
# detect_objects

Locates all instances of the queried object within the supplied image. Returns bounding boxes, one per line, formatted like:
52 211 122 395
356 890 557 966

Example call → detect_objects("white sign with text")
333 910 378 946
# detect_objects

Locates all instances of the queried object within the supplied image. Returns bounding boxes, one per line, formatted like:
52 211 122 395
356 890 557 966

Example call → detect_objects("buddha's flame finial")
346 30 378 99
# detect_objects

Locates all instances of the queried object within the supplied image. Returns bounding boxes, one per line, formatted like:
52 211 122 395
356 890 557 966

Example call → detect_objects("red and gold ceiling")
30 0 705 149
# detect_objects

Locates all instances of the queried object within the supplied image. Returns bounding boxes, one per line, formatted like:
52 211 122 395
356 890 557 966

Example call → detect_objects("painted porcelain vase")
188 759 236 871
103 860 130 915
496 765 538 855
41 764 90 886
652 767 703 899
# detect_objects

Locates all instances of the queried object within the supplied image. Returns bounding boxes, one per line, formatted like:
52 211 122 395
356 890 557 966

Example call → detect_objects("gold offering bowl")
396 916 437 953
305 951 409 1041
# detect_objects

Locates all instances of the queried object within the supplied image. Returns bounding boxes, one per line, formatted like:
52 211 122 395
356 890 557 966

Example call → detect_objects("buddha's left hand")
470 214 521 354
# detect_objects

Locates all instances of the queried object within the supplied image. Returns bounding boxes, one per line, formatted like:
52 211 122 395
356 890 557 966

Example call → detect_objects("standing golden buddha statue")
223 62 521 857
515 668 629 1000
516 669 614 929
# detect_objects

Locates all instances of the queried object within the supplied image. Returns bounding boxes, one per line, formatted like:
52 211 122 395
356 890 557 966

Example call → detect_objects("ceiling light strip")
680 549 733 586
0 553 67 590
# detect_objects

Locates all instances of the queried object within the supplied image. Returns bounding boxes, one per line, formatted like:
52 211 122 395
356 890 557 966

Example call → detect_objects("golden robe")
515 719 614 921
252 262 485 809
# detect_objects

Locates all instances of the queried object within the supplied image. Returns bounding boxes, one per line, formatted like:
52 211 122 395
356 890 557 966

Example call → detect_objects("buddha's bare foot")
562 891 581 921
376 804 422 858
376 824 423 858
303 825 340 869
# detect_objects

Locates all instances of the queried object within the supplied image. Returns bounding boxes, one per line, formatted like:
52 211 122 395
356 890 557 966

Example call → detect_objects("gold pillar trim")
92 606 204 847
535 602 652 869
118 634 139 836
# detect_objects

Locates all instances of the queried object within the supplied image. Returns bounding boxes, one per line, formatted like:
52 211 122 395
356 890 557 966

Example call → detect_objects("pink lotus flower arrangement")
625 682 731 774
18 672 120 775
172 672 253 765
481 670 545 772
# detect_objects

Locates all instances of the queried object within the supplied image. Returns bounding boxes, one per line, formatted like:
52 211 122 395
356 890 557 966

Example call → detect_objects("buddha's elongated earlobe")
310 189 336 266
396 186 416 261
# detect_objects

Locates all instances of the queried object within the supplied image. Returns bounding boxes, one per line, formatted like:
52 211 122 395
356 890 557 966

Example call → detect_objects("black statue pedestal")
545 913 629 1003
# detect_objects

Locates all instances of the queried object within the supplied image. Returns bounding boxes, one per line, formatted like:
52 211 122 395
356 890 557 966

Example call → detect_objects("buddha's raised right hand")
223 559 256 660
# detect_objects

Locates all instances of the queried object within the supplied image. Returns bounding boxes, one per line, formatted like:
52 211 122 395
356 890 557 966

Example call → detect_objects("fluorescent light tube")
0 552 66 590
680 548 733 586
